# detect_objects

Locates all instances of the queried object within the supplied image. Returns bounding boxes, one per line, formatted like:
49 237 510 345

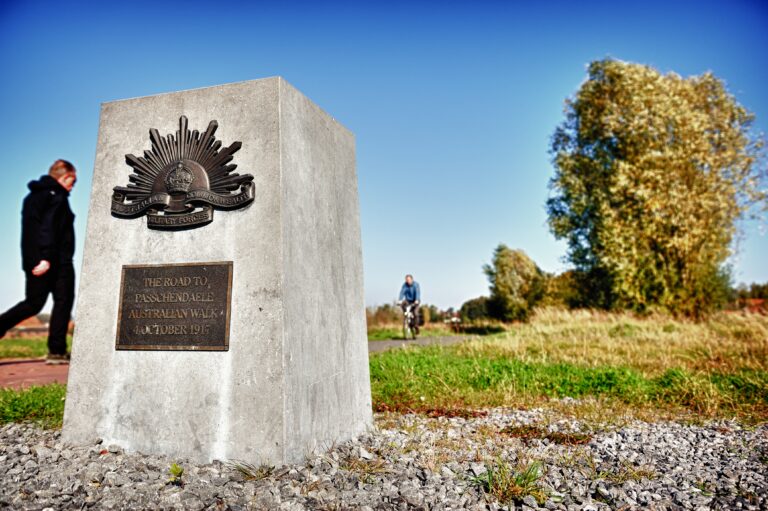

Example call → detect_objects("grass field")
0 384 66 428
2 309 766 428
0 336 73 359
0 336 71 427
370 308 768 423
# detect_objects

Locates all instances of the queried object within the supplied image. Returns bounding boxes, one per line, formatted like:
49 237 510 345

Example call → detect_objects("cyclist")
398 274 421 334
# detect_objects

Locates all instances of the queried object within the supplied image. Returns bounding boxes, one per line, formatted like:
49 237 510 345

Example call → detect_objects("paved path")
0 336 473 389
367 335 472 353
0 358 69 389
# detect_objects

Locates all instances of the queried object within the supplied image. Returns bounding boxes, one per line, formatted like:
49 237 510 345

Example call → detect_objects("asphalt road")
367 335 471 353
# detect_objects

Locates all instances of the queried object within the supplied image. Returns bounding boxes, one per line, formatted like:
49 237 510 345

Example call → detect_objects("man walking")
0 159 77 364
398 274 421 334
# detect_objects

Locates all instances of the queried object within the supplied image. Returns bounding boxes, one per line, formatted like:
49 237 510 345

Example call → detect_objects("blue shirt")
399 281 421 303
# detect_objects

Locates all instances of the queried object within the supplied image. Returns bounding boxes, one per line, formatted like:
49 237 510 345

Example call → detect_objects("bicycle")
400 301 419 340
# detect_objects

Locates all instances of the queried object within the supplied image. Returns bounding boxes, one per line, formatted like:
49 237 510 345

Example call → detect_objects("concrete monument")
63 77 373 464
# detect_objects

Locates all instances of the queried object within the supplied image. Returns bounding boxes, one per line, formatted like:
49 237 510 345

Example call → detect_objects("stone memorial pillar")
63 77 372 464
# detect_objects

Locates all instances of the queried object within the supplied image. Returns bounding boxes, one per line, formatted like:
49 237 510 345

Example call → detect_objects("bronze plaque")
116 262 233 351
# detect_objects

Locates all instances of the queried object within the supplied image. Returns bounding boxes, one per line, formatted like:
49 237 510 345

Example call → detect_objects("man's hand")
32 260 51 276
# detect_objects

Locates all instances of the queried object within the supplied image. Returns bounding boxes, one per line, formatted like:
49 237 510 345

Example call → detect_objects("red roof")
745 298 766 313
16 316 46 329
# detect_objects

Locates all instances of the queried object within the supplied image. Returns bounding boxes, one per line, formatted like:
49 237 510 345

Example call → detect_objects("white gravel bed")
1 409 765 510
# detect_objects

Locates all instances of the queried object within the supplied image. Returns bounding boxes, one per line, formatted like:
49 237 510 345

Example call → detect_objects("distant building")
3 316 75 338
744 298 767 315
7 316 49 339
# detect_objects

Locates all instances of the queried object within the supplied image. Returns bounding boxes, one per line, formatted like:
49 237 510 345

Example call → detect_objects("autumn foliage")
548 59 766 317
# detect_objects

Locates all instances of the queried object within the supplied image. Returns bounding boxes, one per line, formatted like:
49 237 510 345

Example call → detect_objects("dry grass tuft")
471 457 548 505
339 456 389 483
226 461 274 481
456 307 768 376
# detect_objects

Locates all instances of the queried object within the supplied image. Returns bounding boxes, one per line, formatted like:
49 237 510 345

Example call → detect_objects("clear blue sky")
0 0 766 312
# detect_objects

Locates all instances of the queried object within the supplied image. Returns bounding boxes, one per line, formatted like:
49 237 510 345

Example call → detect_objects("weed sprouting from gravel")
167 463 184 486
568 449 657 483
471 458 547 505
693 480 715 497
338 456 389 484
227 460 274 481
606 462 657 484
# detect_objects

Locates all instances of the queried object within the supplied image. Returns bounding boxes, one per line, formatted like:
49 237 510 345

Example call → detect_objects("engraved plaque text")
116 262 232 350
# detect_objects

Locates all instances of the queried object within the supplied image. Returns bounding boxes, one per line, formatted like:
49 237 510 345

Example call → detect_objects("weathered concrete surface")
63 77 372 464
279 82 372 461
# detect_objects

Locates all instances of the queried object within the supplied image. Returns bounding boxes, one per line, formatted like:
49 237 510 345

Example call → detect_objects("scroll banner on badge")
185 182 254 209
111 192 171 217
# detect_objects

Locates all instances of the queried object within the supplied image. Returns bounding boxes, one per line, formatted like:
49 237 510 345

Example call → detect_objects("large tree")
548 59 766 317
483 245 545 322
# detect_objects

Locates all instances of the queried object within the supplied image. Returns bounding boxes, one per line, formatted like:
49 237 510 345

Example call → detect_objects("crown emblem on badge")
111 116 255 230
165 163 194 194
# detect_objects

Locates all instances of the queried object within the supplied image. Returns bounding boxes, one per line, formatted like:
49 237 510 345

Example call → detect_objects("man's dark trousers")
0 262 74 355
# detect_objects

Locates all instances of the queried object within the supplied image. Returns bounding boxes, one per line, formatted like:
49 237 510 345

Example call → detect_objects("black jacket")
21 175 75 271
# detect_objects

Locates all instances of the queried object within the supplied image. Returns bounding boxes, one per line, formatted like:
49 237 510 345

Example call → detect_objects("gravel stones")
1 410 766 510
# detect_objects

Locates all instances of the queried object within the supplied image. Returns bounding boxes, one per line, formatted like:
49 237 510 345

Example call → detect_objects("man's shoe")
45 353 70 365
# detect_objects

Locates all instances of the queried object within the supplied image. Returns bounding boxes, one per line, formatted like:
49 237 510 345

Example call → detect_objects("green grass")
471 458 547 505
0 336 73 359
370 308 768 422
0 384 66 428
2 309 765 431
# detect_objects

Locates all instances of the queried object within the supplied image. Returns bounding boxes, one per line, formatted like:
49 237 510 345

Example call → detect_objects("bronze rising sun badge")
111 116 254 230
